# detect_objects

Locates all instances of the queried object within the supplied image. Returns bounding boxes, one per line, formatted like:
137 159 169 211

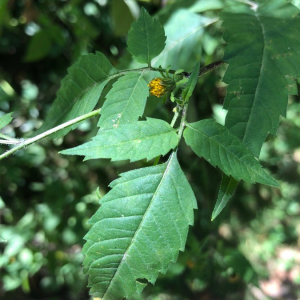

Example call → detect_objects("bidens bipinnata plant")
1 1 300 298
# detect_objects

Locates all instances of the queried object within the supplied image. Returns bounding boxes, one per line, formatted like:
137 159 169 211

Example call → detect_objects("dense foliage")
1 1 300 300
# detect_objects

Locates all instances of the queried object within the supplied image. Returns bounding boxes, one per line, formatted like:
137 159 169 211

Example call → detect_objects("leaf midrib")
116 72 146 127
102 153 175 298
87 127 177 151
185 122 267 181
240 10 267 157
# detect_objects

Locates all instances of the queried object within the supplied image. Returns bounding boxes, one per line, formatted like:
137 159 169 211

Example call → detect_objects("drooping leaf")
183 119 279 187
127 7 166 65
0 113 13 130
36 52 117 139
181 61 200 101
222 0 300 158
211 175 238 220
214 0 300 220
82 152 197 299
61 118 178 162
98 72 149 129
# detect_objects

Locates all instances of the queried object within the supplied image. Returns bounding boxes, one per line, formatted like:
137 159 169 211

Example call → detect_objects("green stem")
177 102 189 141
153 105 182 166
151 61 224 78
0 59 222 160
0 108 101 160
198 61 224 77
0 133 19 142
170 105 182 128
112 60 224 80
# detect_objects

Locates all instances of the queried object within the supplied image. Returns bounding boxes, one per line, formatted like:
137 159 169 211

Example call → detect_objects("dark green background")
1 0 300 299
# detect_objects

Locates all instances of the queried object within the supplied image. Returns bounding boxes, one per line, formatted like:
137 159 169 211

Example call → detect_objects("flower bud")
148 77 175 98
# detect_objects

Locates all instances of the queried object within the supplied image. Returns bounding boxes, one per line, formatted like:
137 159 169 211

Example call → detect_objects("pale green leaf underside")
61 118 178 162
152 10 216 70
211 175 238 221
222 0 300 157
0 112 13 130
183 119 279 187
36 52 117 139
82 152 197 299
127 7 166 65
98 72 149 129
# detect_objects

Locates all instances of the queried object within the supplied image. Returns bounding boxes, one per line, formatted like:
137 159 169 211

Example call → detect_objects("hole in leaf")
136 278 148 284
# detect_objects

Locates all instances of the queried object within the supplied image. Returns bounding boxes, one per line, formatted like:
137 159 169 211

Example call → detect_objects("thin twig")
177 102 189 142
151 61 224 78
0 108 101 160
170 105 182 128
198 61 224 77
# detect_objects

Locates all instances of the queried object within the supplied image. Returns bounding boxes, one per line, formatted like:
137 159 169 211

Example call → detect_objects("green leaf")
61 118 178 162
222 0 300 157
214 0 300 218
127 7 166 65
98 73 149 129
0 113 13 130
211 175 238 221
153 10 216 70
82 152 197 299
183 119 279 187
23 30 52 62
36 52 117 139
181 61 200 101
111 0 135 36
224 250 258 286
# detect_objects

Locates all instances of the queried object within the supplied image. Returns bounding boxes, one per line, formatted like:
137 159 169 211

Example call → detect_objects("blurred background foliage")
1 0 300 299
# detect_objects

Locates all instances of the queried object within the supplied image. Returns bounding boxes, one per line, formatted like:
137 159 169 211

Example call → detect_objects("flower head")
148 77 175 98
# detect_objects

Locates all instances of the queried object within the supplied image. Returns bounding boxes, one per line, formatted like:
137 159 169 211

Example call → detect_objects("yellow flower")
148 78 166 98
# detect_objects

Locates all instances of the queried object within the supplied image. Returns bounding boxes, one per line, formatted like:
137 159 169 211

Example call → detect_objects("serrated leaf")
82 152 197 299
98 72 149 129
127 7 166 65
222 0 300 157
61 118 178 162
0 113 13 130
183 119 279 187
36 52 117 139
211 175 238 221
214 0 300 219
181 61 200 101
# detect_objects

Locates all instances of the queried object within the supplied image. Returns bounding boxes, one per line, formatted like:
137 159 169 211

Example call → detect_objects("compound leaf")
61 118 178 162
82 152 197 299
222 0 300 157
98 72 149 129
36 52 117 138
183 119 279 187
127 7 166 65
